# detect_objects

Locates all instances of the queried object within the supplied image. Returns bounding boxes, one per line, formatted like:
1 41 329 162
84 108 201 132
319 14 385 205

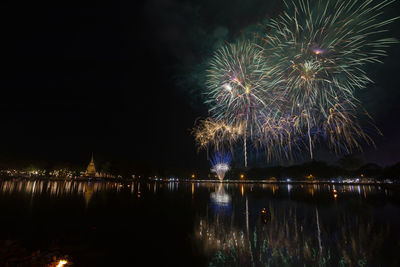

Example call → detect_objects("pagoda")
86 153 97 177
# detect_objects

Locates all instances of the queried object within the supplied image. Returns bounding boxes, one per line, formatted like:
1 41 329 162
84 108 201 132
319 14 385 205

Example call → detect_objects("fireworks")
210 153 232 182
256 115 302 161
205 40 284 166
205 40 280 136
321 104 377 154
192 117 243 154
262 0 397 158
193 0 397 165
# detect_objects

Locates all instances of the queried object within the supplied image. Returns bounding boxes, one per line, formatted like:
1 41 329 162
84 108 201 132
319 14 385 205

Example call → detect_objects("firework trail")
205 40 283 166
256 115 303 162
262 0 397 158
195 0 397 165
192 117 243 156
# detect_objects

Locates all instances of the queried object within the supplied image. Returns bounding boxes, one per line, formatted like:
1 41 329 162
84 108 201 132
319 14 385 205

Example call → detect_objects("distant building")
86 154 97 177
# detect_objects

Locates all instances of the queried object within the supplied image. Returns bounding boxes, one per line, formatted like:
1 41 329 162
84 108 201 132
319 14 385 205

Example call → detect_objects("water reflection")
0 179 139 207
1 179 392 198
210 184 231 207
196 183 398 266
84 182 94 206
0 180 398 266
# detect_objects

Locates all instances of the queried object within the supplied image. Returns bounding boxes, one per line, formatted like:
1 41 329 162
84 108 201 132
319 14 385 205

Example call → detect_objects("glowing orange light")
261 208 267 214
56 260 68 267
240 174 245 179
191 174 195 178
306 174 314 179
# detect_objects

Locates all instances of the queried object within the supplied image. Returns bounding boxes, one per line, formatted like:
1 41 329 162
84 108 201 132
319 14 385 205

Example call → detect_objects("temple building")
86 154 97 177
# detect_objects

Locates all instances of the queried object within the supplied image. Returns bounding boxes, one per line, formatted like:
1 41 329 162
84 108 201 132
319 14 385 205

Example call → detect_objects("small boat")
261 208 270 224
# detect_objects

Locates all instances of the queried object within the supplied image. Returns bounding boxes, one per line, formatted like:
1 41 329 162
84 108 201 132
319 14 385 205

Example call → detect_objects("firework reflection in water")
210 184 231 207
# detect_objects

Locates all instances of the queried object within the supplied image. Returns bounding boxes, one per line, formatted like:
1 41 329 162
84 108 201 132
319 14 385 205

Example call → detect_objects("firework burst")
192 117 243 154
194 0 397 165
205 40 284 166
205 40 273 135
262 0 398 158
210 153 232 182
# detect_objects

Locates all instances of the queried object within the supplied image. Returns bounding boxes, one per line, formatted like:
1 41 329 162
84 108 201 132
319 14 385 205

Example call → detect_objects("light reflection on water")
194 183 399 266
0 179 399 266
0 179 142 207
197 199 391 266
0 179 390 198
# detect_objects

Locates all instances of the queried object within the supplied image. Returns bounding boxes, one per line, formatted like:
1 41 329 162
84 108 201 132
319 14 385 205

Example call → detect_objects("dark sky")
2 0 400 169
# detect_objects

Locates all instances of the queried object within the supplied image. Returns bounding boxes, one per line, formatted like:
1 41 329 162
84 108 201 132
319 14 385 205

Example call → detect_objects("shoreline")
0 176 398 186
160 179 400 189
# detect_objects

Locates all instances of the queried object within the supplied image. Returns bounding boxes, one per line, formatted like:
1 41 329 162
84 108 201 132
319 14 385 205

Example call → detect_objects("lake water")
0 179 399 266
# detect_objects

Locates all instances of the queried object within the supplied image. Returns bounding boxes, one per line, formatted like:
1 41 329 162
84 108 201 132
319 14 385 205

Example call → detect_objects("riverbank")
1 176 399 186
151 178 400 191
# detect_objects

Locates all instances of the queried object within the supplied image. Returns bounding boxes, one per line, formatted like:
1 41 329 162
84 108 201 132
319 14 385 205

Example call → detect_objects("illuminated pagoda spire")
86 153 97 177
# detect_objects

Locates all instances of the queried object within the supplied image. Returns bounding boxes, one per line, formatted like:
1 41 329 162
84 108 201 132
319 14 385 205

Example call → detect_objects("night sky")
2 0 400 170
